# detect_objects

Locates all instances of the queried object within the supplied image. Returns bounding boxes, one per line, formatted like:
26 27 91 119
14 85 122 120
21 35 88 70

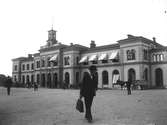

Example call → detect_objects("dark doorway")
155 68 163 87
65 72 70 87
47 73 51 88
41 73 45 87
102 71 108 85
54 73 58 88
37 74 40 84
128 68 136 81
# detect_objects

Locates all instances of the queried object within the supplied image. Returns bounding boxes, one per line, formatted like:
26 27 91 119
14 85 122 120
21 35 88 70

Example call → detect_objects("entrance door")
128 68 136 82
41 74 45 87
155 68 163 87
54 73 58 88
65 72 70 87
47 73 51 88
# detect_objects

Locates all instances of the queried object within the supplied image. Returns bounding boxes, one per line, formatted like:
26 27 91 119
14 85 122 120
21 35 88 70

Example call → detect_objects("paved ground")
0 87 167 125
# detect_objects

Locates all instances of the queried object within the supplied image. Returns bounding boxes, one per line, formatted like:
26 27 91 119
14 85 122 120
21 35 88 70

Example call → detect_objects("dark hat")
89 65 97 71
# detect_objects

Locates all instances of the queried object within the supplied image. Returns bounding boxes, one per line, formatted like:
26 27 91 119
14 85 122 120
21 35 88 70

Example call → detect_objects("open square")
0 87 167 125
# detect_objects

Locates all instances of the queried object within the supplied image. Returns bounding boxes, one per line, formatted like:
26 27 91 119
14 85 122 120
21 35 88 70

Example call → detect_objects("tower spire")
51 16 54 30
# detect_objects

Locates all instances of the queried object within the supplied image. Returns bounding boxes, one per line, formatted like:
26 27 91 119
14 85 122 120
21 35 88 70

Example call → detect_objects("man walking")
80 65 98 123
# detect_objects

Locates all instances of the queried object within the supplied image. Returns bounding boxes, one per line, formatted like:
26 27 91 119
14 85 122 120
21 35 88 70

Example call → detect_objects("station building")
12 28 167 88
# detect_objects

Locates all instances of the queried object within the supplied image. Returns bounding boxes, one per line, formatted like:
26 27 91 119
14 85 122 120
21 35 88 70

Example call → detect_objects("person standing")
34 82 38 91
5 76 12 95
126 78 132 95
79 65 98 123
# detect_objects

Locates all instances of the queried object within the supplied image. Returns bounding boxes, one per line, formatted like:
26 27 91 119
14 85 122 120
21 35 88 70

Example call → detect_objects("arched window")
31 75 34 83
41 73 45 87
37 74 40 84
41 59 45 67
14 75 17 82
26 75 29 83
143 49 148 60
22 75 25 84
131 49 136 60
54 73 58 88
127 50 131 60
47 57 51 67
102 71 108 85
156 55 160 62
153 54 156 62
112 70 120 84
65 72 70 85
160 54 164 61
47 73 51 88
155 68 163 87
76 57 79 65
76 72 79 84
128 68 136 81
143 68 148 81
127 49 136 60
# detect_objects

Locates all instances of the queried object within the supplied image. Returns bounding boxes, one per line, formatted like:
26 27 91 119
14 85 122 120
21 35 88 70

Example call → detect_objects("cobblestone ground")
0 87 167 125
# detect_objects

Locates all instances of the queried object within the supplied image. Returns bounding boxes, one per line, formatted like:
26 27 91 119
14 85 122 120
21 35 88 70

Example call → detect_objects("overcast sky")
0 0 167 76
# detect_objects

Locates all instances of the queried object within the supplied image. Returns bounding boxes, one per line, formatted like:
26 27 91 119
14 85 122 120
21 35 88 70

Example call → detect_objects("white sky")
0 0 167 76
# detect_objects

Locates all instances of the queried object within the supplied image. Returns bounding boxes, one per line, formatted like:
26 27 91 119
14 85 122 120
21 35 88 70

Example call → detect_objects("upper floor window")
92 60 98 64
153 54 164 62
64 56 70 65
143 49 148 60
41 59 45 67
47 57 51 67
127 49 136 60
14 75 17 82
83 62 88 65
36 61 40 68
27 64 29 70
22 64 25 71
31 63 34 70
14 65 17 71
76 57 79 65
53 61 58 66
160 54 164 61
102 60 108 63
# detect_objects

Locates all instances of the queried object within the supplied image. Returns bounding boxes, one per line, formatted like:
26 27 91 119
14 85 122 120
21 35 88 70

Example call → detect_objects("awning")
79 56 88 63
98 53 107 61
109 50 118 60
88 55 97 61
112 74 120 84
49 54 58 61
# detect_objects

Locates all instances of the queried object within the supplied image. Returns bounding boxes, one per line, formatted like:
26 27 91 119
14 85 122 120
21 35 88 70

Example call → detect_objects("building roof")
39 43 68 52
63 44 88 52
82 43 120 54
117 34 164 48
150 46 167 52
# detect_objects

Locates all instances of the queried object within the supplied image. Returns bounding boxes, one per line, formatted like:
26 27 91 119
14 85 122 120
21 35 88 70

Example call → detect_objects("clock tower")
47 28 57 46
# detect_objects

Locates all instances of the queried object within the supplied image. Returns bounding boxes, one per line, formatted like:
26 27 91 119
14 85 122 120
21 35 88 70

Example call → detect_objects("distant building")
12 29 167 88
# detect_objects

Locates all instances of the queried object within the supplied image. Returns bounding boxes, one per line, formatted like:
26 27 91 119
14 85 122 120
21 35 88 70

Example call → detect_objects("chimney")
153 37 156 42
90 40 96 48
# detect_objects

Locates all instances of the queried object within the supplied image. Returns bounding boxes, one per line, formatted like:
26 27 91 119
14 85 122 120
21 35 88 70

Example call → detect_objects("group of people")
79 65 133 123
26 81 38 91
4 77 39 96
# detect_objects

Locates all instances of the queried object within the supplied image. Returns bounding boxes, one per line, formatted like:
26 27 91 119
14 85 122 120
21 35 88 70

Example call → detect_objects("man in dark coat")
5 76 12 95
126 78 132 95
80 65 98 123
